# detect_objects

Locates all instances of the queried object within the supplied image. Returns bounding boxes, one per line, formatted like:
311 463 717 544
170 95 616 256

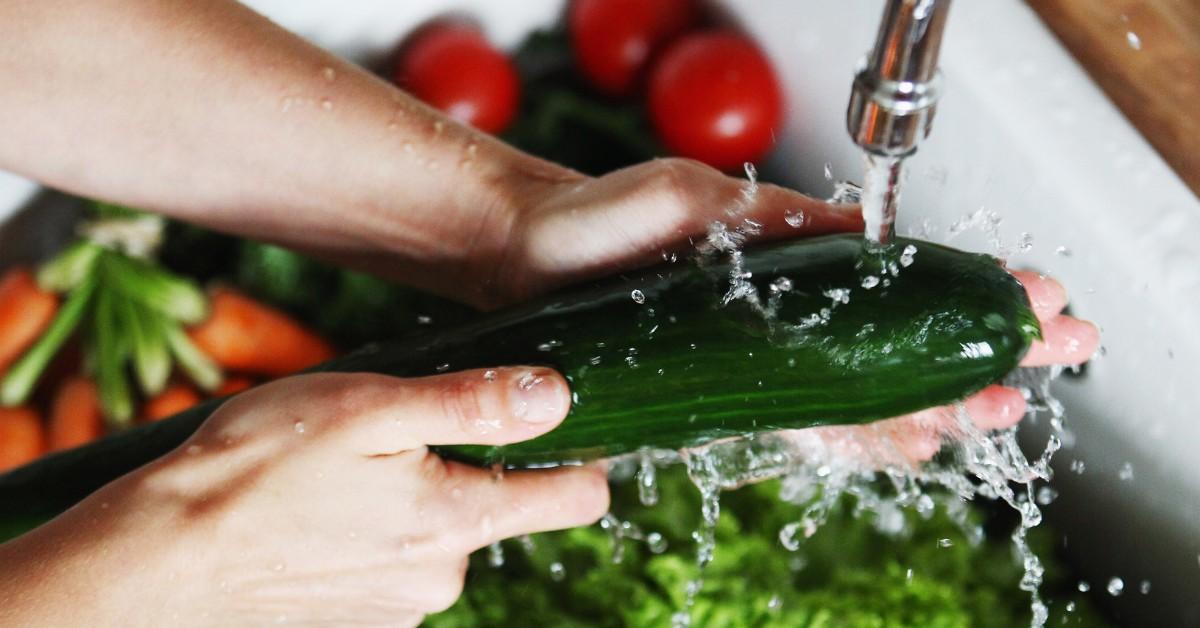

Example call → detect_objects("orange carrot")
142 384 202 422
187 289 335 377
0 268 59 373
214 376 254 397
0 406 46 472
48 377 104 452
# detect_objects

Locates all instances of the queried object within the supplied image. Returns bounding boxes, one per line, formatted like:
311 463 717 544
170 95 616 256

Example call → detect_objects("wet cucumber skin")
418 234 1038 466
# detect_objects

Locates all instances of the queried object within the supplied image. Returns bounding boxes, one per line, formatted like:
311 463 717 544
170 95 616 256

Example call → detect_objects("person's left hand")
498 158 1099 462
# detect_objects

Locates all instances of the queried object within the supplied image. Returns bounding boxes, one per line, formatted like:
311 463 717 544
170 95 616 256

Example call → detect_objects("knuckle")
436 377 490 436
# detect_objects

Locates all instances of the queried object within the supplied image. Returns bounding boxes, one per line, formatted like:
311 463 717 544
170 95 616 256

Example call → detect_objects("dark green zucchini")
0 234 1037 533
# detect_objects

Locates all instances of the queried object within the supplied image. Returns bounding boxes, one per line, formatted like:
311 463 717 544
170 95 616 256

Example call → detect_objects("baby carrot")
142 383 202 422
0 406 46 472
48 377 104 452
187 289 335 377
0 268 59 374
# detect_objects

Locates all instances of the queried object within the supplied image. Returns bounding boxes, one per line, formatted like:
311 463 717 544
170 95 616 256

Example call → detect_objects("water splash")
616 363 1071 628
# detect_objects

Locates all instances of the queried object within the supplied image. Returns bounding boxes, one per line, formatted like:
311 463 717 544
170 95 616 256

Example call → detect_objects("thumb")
341 367 571 456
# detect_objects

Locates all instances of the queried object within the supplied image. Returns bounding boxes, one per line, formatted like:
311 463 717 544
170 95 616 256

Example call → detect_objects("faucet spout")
847 0 952 158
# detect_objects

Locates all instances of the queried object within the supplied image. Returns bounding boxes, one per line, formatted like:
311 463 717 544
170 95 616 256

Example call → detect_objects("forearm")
0 470 194 627
0 0 564 294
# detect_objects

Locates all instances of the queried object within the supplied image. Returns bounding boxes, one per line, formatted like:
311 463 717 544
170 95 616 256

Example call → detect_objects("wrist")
0 460 209 627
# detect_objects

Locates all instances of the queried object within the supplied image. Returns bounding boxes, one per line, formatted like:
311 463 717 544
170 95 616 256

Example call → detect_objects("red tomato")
394 23 519 134
647 32 784 171
570 0 697 96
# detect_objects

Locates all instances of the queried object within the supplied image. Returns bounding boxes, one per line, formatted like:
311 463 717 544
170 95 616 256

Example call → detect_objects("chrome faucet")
847 0 952 158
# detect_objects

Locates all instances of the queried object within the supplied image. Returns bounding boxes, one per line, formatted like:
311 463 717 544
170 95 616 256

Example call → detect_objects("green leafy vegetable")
426 468 1109 627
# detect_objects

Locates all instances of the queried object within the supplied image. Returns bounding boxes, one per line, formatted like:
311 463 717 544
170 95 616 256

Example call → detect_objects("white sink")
1 1 1196 623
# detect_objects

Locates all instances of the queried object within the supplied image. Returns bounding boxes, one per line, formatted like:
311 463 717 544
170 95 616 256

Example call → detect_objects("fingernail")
511 369 567 424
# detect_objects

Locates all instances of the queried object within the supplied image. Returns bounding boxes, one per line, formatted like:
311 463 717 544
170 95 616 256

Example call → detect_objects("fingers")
341 368 572 455
1021 315 1100 367
739 182 863 240
964 385 1027 430
1010 270 1068 320
435 460 610 552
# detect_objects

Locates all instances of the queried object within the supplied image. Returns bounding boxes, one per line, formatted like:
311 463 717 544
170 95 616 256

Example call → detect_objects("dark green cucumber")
0 234 1037 534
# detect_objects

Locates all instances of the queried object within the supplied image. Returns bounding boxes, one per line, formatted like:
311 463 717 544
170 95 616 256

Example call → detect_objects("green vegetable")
430 234 1038 466
0 234 1037 532
424 467 1109 627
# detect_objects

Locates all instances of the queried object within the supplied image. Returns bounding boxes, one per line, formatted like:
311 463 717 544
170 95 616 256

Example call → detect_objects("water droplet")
537 340 562 352
321 66 336 81
416 315 432 325
784 210 805 228
647 531 667 553
1055 245 1072 257
548 561 566 582
630 289 646 304
1126 31 1141 50
292 420 305 434
1077 581 1090 592
779 522 803 551
1139 580 1151 594
1107 577 1124 596
636 452 659 506
320 98 333 111
512 377 544 403
1065 601 1076 613
743 162 758 185
769 277 793 293
272 562 286 572
861 275 880 289
1018 232 1034 252
483 369 497 382
767 594 782 611
899 244 918 267
1070 459 1086 474
1118 462 1134 481
487 541 504 567
822 162 833 181
937 538 953 548
1036 486 1058 505
433 120 445 135
435 363 451 373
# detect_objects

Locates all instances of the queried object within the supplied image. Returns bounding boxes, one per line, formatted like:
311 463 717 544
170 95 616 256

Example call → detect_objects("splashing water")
612 362 1072 628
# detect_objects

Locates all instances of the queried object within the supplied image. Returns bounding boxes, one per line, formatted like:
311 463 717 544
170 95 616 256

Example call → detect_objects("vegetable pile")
0 206 337 472
427 467 1107 627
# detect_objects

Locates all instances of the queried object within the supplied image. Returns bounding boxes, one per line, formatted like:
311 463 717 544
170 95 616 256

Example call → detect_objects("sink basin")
1 1 1196 624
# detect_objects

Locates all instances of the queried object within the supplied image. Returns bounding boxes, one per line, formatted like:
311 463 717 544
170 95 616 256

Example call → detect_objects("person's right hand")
0 368 608 627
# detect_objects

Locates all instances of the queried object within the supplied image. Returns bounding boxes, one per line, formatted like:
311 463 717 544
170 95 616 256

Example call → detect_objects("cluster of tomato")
393 0 785 171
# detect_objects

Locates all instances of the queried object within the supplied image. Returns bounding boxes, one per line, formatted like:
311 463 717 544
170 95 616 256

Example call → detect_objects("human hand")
0 368 608 627
794 271 1100 465
486 157 862 307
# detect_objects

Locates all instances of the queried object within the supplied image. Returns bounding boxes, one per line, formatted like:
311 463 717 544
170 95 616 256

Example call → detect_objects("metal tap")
847 0 952 157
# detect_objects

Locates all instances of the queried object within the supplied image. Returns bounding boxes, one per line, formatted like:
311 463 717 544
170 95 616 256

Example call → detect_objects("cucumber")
0 235 1037 535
